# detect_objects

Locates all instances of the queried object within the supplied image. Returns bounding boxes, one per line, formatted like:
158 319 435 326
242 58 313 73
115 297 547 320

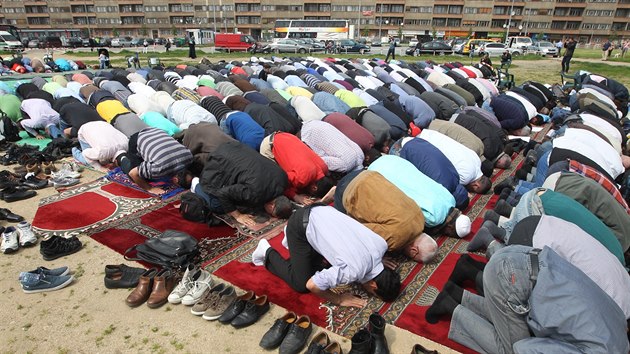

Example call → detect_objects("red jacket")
272 132 328 198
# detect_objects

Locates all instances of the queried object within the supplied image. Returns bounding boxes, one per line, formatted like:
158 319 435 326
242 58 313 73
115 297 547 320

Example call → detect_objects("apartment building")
0 0 628 42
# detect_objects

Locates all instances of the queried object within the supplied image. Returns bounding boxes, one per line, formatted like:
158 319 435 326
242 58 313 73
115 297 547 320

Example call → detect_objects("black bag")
179 192 210 223
1 112 20 142
124 230 199 269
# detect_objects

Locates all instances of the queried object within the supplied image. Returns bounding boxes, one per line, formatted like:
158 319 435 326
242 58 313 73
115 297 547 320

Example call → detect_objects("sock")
530 167 537 176
281 226 289 250
251 239 271 266
514 169 529 181
425 291 459 324
521 164 533 173
482 220 507 240
484 210 500 225
443 281 464 303
506 194 521 207
448 255 483 285
460 253 487 271
525 149 538 165
493 177 516 195
494 200 513 218
190 177 200 193
499 188 512 201
467 227 495 252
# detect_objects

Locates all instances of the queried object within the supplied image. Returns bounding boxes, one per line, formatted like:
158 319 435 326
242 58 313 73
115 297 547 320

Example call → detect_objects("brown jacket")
343 171 424 252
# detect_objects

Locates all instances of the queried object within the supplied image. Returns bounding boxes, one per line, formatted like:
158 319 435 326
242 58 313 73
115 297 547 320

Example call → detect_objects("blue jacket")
312 91 351 115
399 138 469 209
223 111 265 151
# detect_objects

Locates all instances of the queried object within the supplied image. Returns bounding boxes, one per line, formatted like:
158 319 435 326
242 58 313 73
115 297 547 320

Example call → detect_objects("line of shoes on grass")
0 160 83 202
2 219 83 261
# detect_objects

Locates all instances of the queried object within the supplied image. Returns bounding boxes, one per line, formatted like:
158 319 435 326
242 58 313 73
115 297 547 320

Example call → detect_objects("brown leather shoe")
147 269 177 309
125 268 158 307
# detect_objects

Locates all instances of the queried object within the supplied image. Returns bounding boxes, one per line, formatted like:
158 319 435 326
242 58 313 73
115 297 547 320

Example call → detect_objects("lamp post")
378 4 384 40
504 10 515 42
518 25 523 35
84 3 92 39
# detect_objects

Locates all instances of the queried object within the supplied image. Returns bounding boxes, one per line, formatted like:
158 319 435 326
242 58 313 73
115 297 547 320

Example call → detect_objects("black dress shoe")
231 295 270 328
21 174 49 189
1 186 36 202
40 235 82 261
104 264 147 289
259 312 297 349
306 332 330 354
0 208 24 222
218 290 255 324
279 315 313 354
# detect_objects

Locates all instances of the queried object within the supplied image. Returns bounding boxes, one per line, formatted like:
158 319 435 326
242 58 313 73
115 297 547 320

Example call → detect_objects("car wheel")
299 48 306 54
275 48 280 54
512 51 520 57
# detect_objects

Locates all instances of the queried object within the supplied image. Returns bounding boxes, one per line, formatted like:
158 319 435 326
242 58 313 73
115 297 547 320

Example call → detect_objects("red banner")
362 10 373 16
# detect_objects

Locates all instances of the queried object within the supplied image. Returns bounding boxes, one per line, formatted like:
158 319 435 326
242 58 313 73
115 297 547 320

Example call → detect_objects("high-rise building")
1 0 628 43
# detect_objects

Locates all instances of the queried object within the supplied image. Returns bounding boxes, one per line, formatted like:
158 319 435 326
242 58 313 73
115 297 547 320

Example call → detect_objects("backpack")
0 112 20 142
124 230 199 269
179 192 210 223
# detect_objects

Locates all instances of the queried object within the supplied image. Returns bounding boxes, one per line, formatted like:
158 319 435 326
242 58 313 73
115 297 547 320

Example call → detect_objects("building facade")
1 0 628 43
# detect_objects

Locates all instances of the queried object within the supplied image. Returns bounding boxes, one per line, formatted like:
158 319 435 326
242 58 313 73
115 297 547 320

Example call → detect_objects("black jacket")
200 141 288 213
454 112 507 161
59 102 105 138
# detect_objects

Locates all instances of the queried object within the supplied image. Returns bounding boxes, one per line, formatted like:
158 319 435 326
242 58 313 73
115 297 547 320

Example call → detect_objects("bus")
274 19 352 41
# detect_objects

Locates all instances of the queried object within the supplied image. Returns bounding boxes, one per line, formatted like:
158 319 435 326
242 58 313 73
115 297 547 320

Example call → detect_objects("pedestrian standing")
188 35 197 59
562 37 576 73
385 36 396 62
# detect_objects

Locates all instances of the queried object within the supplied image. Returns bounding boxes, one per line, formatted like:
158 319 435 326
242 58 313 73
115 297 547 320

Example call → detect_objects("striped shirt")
137 128 193 180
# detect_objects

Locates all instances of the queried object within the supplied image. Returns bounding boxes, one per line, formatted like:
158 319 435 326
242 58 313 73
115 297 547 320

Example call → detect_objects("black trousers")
118 132 143 175
561 55 572 73
385 48 395 62
264 206 324 293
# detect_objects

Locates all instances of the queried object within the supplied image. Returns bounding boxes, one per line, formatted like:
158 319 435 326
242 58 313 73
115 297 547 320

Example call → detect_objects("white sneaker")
17 221 37 247
167 264 197 304
52 165 81 179
181 270 213 306
1 226 19 254
252 238 271 266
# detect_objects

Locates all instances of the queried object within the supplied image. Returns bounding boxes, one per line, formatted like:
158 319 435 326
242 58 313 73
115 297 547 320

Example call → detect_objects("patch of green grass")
57 348 69 354
164 306 172 312
161 331 171 337
72 305 80 310
95 336 104 347
124 335 131 340
170 339 185 351
103 324 116 335
22 323 32 331
17 304 23 310
142 337 149 344
151 326 159 333
74 263 85 279
151 343 165 354
69 289 75 296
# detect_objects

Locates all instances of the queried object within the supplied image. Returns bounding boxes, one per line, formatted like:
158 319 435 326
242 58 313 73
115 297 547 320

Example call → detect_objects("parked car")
408 39 419 48
406 40 453 56
458 39 494 55
27 39 40 49
475 42 510 56
0 31 23 51
371 41 382 47
507 36 534 51
299 38 325 52
154 38 167 45
263 39 311 54
336 39 370 54
39 36 63 48
65 37 83 48
111 37 133 47
527 41 558 57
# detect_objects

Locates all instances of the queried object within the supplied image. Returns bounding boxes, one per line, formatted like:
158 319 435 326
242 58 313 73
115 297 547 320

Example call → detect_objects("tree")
171 26 178 37
432 26 437 39
112 28 120 37
141 24 148 37
362 26 369 38
466 27 473 39
397 25 403 41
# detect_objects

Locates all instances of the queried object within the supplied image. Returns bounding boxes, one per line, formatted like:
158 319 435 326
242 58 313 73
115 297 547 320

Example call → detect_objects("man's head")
363 148 382 167
403 233 439 263
443 209 472 238
494 154 512 169
264 195 294 219
466 175 491 194
173 169 194 189
307 176 335 198
361 268 401 302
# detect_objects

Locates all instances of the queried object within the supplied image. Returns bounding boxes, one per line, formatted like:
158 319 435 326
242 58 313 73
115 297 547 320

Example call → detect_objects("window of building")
447 18 461 26
434 5 448 14
49 7 70 13
448 6 463 14
432 18 447 26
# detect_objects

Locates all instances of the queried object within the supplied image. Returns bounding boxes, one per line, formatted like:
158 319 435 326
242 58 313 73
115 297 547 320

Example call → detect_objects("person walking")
188 35 197 59
142 39 149 54
602 38 612 61
622 40 629 58
555 39 563 57
561 37 576 73
385 36 397 62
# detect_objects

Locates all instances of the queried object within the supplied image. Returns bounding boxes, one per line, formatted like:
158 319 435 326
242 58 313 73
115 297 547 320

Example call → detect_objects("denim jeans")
72 140 91 165
449 246 534 354
193 184 225 214
514 149 552 196
46 124 63 139
500 188 546 239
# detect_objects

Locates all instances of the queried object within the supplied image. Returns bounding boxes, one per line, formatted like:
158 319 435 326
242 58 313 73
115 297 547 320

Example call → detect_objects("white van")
506 36 533 51
0 31 23 51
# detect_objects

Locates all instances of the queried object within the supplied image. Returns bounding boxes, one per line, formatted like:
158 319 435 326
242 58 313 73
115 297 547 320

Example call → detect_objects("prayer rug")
104 167 185 200
15 131 51 150
215 212 287 240
32 178 162 238
208 126 551 353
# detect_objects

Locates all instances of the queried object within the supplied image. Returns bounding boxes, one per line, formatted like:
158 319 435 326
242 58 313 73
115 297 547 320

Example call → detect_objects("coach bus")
274 19 353 41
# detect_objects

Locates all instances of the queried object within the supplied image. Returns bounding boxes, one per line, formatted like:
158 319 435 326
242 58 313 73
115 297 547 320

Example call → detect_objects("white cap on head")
455 215 472 238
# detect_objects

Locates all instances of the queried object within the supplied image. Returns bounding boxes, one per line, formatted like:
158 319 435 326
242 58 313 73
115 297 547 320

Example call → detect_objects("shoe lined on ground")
0 185 37 202
231 294 270 328
168 264 198 304
191 283 225 316
218 290 255 324
181 269 213 306
51 176 80 188
146 269 177 309
260 312 297 349
0 170 22 189
322 341 342 354
39 235 82 261
16 221 37 247
104 264 147 289
19 269 73 293
202 285 236 321
21 173 48 190
26 266 70 277
126 268 158 307
41 161 57 176
1 226 19 254
305 332 330 354
279 315 313 354
53 165 81 179
0 208 24 222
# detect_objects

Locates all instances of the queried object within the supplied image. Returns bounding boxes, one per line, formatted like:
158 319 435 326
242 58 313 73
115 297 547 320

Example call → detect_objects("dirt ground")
0 161 455 353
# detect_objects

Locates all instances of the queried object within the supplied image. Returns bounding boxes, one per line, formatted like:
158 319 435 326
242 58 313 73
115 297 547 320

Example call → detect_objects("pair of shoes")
104 264 147 289
190 282 237 320
0 208 24 222
125 268 178 308
349 313 389 354
168 264 213 306
411 344 438 354
39 235 82 260
0 185 37 202
260 312 313 354
305 332 337 354
53 163 81 179
215 290 270 328
50 175 80 188
41 161 57 176
19 266 73 293
21 173 49 190
1 222 38 254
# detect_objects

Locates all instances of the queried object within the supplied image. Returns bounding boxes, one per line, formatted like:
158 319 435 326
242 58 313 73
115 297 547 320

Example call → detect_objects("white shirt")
78 121 128 164
290 96 325 123
128 82 156 98
532 215 630 319
579 113 623 153
553 128 624 179
128 94 164 116
419 129 483 185
427 72 455 87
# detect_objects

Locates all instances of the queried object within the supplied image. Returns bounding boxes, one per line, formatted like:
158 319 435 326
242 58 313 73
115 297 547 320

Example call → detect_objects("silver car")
264 39 311 54
476 42 522 57
527 41 559 57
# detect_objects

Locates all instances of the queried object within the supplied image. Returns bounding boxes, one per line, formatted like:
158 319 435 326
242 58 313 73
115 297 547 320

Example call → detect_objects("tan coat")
343 171 424 252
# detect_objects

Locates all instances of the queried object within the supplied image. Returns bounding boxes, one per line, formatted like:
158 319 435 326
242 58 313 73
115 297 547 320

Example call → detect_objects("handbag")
124 230 199 269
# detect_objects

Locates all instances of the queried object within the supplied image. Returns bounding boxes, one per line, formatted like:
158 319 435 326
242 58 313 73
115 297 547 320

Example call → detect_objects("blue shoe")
19 270 73 294
26 266 70 277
